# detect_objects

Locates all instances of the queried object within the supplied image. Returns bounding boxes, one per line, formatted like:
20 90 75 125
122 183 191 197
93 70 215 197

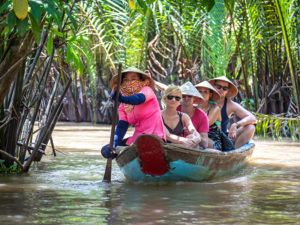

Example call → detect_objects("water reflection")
0 124 299 224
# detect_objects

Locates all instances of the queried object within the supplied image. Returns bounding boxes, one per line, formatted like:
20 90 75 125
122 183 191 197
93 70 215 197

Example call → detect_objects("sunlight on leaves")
13 0 29 20
129 0 136 9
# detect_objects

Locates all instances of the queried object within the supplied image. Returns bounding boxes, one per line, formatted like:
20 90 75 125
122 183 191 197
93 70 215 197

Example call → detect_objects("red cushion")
136 135 169 176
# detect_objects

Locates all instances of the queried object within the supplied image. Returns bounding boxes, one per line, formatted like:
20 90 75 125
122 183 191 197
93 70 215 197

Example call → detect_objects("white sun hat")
180 81 204 100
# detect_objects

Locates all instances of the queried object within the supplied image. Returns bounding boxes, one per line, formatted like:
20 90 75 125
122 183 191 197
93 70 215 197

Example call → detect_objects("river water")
0 123 299 224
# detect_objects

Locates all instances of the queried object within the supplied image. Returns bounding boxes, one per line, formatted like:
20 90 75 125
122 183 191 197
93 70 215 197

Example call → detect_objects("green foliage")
255 113 299 141
0 160 21 174
1 0 69 45
7 11 17 31
47 33 53 55
28 0 42 21
29 13 41 43
241 98 255 111
1 0 298 133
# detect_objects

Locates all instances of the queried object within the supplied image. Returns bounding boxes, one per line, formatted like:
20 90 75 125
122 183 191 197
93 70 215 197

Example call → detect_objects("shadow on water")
0 123 299 224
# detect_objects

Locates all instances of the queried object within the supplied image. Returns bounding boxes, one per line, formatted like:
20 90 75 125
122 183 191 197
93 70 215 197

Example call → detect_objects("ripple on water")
1 124 300 225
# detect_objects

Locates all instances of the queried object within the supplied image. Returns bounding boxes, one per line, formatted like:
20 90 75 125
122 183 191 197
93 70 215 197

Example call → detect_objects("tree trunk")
0 34 33 106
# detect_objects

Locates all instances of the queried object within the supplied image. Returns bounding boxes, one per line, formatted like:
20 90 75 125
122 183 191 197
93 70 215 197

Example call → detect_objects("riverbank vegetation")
0 0 299 172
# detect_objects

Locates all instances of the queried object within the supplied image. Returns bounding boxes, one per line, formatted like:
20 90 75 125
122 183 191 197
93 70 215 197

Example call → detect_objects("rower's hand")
110 91 124 102
111 85 116 93
101 144 118 159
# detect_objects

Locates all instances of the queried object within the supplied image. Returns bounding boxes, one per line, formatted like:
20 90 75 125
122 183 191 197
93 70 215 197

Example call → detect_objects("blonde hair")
163 85 182 100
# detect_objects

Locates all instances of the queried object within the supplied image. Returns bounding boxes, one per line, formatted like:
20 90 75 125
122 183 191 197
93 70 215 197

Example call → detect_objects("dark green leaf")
44 0 62 28
0 1 11 15
28 0 43 4
136 0 148 14
28 0 41 21
52 28 63 37
72 49 80 69
16 18 28 36
29 13 41 44
7 11 17 31
47 33 53 55
78 60 84 75
66 44 73 63
66 10 78 30
146 0 156 4
203 0 215 12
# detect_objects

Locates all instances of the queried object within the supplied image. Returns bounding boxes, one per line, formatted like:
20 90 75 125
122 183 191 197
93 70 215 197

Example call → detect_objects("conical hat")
208 76 238 98
109 67 154 89
195 81 220 101
180 82 204 100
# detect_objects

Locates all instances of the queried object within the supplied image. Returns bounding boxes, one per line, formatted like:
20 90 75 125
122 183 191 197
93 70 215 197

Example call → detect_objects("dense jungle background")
0 0 299 172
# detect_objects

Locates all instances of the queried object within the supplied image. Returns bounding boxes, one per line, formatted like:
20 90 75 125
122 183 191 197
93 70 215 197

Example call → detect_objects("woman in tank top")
161 86 201 148
195 81 234 151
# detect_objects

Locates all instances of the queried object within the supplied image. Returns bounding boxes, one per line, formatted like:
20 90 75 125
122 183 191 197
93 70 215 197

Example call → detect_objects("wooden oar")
103 63 122 183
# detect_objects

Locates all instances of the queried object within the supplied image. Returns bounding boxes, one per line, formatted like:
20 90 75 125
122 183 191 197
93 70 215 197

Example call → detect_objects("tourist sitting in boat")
161 86 201 148
195 81 234 151
101 67 166 159
177 82 209 149
209 76 257 148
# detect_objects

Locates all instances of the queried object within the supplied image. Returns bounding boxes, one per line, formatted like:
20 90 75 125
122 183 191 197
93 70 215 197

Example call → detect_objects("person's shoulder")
141 86 153 92
227 98 251 114
228 98 244 109
140 86 155 98
180 112 190 120
194 107 206 115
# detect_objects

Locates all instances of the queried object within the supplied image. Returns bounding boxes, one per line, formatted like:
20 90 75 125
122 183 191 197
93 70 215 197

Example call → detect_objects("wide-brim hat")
109 67 155 89
180 81 204 100
195 81 220 101
208 76 238 98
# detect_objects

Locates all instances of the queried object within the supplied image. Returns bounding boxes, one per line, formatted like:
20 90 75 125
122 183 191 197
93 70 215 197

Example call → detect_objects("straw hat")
195 81 220 101
208 76 238 98
180 82 204 100
109 67 155 89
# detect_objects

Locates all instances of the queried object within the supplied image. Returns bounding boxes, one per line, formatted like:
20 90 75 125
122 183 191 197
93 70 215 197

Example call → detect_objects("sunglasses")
182 95 193 98
215 84 229 91
166 95 181 101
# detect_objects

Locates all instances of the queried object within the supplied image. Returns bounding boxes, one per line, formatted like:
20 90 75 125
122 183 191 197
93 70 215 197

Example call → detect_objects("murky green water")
0 123 300 224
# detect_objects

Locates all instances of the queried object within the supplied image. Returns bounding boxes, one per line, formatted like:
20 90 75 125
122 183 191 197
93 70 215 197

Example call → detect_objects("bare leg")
234 124 255 148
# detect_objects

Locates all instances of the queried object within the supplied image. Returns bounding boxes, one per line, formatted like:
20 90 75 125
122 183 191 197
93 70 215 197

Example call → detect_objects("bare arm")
207 105 221 126
198 132 208 149
227 100 257 138
182 113 201 145
230 100 257 125
155 81 168 91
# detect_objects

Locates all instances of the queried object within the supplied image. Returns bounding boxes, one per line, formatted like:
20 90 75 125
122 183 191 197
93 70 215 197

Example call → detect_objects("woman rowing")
101 67 166 158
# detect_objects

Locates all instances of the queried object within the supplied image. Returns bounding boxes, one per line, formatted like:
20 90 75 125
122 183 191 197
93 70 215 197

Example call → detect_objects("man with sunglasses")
177 82 209 149
209 76 257 148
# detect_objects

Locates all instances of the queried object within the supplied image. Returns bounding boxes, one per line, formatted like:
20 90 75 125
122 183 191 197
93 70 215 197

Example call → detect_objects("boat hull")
116 135 255 182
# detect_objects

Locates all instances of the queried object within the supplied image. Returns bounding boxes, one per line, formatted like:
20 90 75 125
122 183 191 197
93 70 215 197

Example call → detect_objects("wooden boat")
115 134 255 182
